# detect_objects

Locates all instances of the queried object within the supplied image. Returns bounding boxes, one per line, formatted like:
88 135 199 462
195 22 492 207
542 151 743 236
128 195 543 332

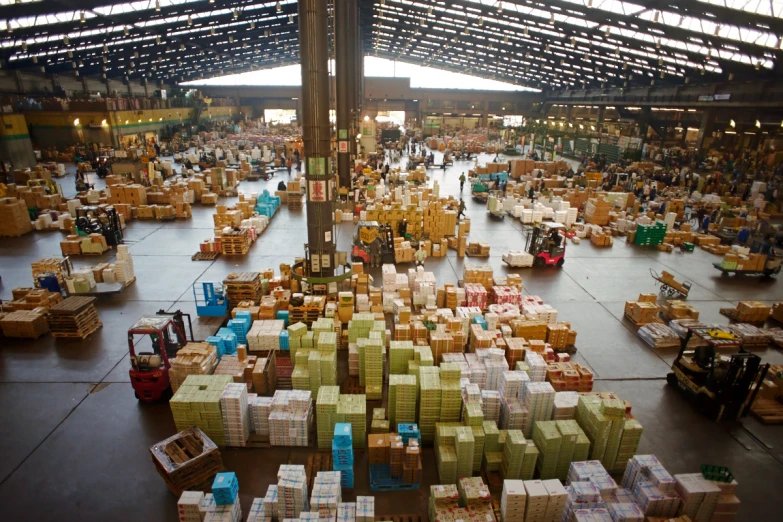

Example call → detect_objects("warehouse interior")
1 2 783 522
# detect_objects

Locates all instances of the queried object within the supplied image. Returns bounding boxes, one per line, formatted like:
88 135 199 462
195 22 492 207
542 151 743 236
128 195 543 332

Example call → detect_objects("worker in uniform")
398 219 408 239
414 244 428 267
369 237 382 268
459 172 466 192
457 199 466 219
548 228 562 253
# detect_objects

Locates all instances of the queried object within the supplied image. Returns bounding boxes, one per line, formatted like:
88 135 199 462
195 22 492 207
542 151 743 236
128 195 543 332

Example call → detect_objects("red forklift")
525 222 567 267
351 221 396 265
128 310 195 402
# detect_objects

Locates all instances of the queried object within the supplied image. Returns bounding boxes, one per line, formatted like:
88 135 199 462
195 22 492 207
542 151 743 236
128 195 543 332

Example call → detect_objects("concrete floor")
1 151 782 521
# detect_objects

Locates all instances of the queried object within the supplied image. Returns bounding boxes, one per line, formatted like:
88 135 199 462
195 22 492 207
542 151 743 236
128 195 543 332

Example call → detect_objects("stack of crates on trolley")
332 423 354 488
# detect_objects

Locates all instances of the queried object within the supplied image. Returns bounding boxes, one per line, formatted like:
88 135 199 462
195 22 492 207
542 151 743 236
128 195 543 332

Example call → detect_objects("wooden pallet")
718 308 767 327
150 428 225 496
192 251 221 261
751 399 783 424
624 312 663 327
245 434 271 448
306 451 333 491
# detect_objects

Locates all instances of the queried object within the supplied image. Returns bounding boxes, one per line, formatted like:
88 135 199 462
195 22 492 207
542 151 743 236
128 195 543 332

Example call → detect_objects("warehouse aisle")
0 150 782 521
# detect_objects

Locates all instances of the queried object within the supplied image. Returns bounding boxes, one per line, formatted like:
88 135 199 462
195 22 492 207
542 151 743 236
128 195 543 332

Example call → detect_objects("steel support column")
637 107 651 140
336 0 356 188
299 0 335 277
695 109 714 152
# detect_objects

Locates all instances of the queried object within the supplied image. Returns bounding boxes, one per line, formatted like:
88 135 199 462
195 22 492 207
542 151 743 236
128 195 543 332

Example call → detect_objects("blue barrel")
37 273 61 293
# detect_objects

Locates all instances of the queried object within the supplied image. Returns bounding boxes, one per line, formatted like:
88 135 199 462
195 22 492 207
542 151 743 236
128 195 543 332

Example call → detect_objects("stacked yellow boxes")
364 338 384 400
389 340 415 375
454 426 475 479
439 362 462 422
336 394 367 448
169 374 233 446
388 374 417 426
419 368 442 444
316 386 339 449
317 331 337 386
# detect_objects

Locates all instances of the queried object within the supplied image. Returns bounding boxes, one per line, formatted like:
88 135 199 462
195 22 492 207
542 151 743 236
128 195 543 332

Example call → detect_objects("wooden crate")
223 271 262 309
150 427 225 496
0 309 49 338
220 230 251 255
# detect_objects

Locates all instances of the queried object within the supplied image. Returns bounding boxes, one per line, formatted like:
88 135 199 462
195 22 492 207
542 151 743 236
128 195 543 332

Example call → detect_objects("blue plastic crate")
368 464 419 491
397 423 422 446
334 423 352 447
212 472 239 505
333 460 354 471
279 330 290 351
276 310 290 327
216 328 238 356
472 316 488 330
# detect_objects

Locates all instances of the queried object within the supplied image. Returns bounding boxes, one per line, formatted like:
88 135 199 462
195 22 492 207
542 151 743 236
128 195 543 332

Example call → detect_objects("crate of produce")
150 427 225 496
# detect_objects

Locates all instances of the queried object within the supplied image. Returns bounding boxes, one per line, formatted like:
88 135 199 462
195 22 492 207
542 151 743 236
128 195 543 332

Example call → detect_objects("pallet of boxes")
624 294 661 326
0 197 34 237
584 197 611 226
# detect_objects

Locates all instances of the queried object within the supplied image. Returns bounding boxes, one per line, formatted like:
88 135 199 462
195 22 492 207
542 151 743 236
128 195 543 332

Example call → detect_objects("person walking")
457 198 466 219
414 244 427 267
369 237 382 268
459 172 466 192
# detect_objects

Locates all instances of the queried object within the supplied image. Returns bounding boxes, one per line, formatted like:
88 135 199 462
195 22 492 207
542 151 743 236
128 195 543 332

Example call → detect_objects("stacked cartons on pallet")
0 197 33 237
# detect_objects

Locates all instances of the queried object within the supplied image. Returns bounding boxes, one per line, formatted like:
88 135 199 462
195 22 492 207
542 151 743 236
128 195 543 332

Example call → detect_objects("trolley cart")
650 269 692 298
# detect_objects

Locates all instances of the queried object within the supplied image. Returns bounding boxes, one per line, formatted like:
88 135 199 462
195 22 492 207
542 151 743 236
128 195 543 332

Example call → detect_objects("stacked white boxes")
524 480 550 522
177 491 204 522
310 471 342 520
621 455 680 518
553 392 580 420
277 465 309 520
263 485 278 519
356 496 374 522
249 396 272 437
337 502 356 522
542 479 568 522
113 244 135 284
247 497 270 522
269 390 312 447
501 480 526 522
500 370 527 399
248 320 285 352
481 390 501 422
221 383 250 447
525 352 548 382
500 397 529 430
520 381 556 436
674 473 722 522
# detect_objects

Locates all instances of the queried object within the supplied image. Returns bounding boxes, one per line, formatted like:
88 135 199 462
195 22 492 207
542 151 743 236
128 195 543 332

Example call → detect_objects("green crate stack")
389 374 417 425
612 419 643 473
573 432 591 463
436 444 458 484
634 221 667 246
390 340 415 374
316 386 340 449
291 365 310 390
439 363 462 423
454 426 475 479
364 339 384 400
599 398 626 470
576 395 611 462
463 402 484 427
408 360 420 387
521 441 539 480
470 425 485 473
336 394 367 448
312 318 334 341
555 420 580 480
532 421 561 480
500 429 525 480
483 451 503 472
307 351 321 396
419 368 442 444
287 322 308 359
170 375 233 446
347 313 375 342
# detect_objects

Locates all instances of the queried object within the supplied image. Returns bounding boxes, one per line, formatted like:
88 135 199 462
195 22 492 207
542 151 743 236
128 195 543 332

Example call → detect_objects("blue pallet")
369 464 419 492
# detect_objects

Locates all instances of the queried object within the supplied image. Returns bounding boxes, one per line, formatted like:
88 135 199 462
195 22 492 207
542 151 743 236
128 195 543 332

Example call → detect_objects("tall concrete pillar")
299 0 336 277
637 107 651 140
595 106 605 132
336 0 357 188
695 108 714 152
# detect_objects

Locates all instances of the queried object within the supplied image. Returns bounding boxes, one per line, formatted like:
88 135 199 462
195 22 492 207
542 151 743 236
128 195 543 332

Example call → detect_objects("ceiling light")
21 42 26 51
570 37 575 46
80 11 86 23
180 43 185 50
188 15 192 26
73 118 80 126
32 56 37 63
590 125 595 131
124 27 129 35
6 21 11 33
63 36 69 45
156 36 161 44
756 119 761 128
728 73 733 81
653 11 659 23
524 27 528 36
104 43 108 53
714 25 720 37
730 119 736 128
67 50 73 58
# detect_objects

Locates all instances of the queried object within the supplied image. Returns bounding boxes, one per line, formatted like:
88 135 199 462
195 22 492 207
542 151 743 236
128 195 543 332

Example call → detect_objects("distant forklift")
75 206 124 246
667 326 769 421
525 222 566 268
351 221 395 265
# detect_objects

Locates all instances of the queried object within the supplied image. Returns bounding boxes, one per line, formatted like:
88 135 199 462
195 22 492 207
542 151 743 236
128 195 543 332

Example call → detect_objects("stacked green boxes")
389 340 415 374
613 418 643 473
532 421 561 479
500 429 525 480
463 403 484 427
600 398 626 470
576 395 611 462
312 318 334 341
439 363 462 422
308 351 321 395
470 425 485 473
573 432 591 462
419 368 442 443
169 375 233 446
483 452 503 472
554 420 580 480
414 345 434 366
389 374 417 425
515 361 530 377
316 386 340 449
521 441 539 480
483 421 500 453
291 365 310 390
317 332 337 386
454 426 475 479
634 221 667 246
287 322 308 359
347 313 375 342
436 444 458 484
336 394 367 448
364 338 384 400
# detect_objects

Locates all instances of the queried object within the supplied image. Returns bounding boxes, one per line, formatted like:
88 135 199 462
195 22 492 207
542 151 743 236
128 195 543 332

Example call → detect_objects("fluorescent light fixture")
755 119 761 128
155 0 160 12
101 119 108 126
729 119 735 128
73 118 80 126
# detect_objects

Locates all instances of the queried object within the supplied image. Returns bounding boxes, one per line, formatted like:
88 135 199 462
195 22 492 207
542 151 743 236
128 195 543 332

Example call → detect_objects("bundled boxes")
0 197 33 237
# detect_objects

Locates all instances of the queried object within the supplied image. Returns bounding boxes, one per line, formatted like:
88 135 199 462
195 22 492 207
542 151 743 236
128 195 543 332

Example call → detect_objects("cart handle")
649 268 660 280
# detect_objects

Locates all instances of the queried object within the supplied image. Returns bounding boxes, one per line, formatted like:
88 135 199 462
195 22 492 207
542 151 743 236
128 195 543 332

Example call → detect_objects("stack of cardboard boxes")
624 294 660 325
0 198 33 237
584 198 611 226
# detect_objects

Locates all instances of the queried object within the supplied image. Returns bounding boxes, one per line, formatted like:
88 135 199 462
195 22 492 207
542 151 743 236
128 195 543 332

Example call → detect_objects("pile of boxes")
269 390 312 447
0 197 33 237
584 198 611 226
169 375 235 446
624 294 660 325
332 423 354 488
